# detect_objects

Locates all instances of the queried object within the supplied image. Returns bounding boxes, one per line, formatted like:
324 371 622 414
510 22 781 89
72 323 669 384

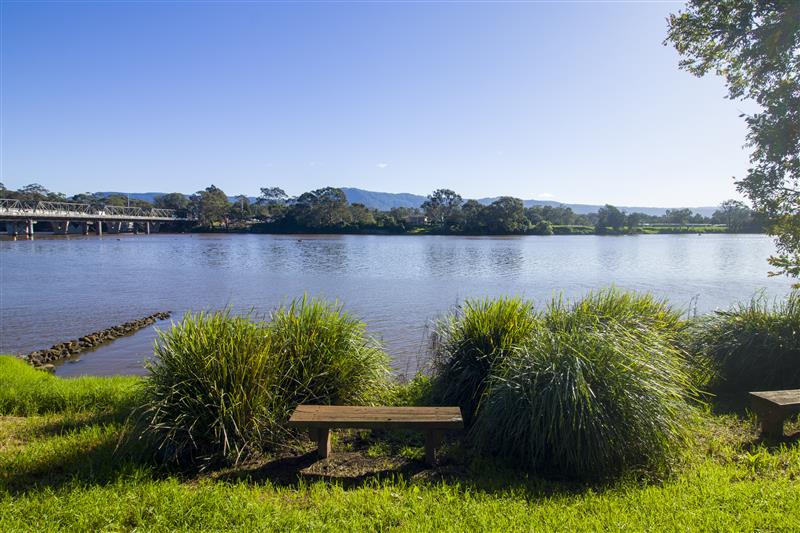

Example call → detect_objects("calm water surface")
0 233 791 376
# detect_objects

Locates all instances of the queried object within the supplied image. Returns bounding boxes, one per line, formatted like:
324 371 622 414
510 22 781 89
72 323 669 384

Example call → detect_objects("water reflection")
0 233 791 377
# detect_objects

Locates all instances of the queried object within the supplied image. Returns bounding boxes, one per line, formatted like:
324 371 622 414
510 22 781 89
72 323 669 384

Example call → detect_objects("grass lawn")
1 356 799 531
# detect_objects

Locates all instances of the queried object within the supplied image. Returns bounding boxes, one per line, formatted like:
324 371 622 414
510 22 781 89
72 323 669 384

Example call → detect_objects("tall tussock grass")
140 298 390 467
687 291 800 393
473 299 696 479
430 289 698 480
266 298 390 431
142 311 274 466
429 297 539 424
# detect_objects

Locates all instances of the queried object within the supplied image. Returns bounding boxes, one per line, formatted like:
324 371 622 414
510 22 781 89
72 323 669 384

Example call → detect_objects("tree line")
0 182 763 234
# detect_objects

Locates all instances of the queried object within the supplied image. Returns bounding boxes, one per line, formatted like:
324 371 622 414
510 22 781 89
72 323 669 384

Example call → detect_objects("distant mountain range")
95 189 720 218
342 188 720 217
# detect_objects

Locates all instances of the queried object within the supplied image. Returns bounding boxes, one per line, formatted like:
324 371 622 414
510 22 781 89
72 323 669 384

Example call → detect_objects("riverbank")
245 222 740 236
1 357 798 531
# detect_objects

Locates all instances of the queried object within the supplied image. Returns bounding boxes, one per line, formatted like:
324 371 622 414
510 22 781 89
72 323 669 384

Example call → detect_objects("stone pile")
24 312 172 367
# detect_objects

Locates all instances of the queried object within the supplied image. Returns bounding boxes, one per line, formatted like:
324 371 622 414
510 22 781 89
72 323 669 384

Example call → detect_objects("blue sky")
2 1 752 206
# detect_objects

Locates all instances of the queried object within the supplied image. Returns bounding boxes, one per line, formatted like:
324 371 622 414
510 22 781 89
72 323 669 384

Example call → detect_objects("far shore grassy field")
1 355 799 532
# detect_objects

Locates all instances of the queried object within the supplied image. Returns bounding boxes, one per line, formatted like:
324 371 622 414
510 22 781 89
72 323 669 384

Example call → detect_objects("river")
0 233 791 377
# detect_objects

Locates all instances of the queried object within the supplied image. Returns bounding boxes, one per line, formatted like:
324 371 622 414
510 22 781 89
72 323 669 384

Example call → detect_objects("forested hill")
341 188 718 217
93 188 719 217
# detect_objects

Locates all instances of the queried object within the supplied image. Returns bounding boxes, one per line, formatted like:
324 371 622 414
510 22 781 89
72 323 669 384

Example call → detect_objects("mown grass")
0 356 141 416
1 407 800 531
2 356 800 530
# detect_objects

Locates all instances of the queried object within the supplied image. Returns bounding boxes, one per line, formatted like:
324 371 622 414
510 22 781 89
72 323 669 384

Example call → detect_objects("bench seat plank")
749 389 800 437
750 390 800 407
289 405 464 431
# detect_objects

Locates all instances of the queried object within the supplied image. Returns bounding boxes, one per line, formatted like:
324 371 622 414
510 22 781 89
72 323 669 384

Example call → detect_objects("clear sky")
1 1 753 207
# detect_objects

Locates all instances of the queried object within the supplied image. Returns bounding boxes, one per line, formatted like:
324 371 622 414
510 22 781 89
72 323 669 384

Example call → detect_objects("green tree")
665 208 693 227
461 199 486 233
69 192 106 208
229 195 252 225
596 205 626 232
292 187 351 229
257 187 288 205
627 212 645 233
713 199 759 232
531 220 554 235
197 185 231 228
17 183 53 201
350 203 376 227
422 189 463 227
484 197 529 234
154 193 190 213
667 1 800 279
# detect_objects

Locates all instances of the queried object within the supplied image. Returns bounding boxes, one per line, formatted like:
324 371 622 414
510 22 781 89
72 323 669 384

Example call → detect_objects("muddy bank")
24 312 171 368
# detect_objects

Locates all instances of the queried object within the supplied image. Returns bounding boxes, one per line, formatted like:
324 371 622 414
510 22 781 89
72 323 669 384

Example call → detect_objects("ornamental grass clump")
266 297 391 432
141 311 274 466
429 297 539 424
687 292 800 393
450 290 698 480
141 298 391 467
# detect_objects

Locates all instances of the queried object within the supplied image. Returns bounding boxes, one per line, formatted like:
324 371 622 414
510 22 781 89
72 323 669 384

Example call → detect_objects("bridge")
0 199 195 237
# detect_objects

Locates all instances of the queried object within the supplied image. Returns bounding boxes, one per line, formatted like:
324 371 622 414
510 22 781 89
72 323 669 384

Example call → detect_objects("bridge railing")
0 199 187 220
100 205 176 218
0 199 92 215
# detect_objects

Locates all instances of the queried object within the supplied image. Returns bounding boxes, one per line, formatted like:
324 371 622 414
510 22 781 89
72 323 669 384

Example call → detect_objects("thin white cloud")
537 193 556 199
376 162 389 169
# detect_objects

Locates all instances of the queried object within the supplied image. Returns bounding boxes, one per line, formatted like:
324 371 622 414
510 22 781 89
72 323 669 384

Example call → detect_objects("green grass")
0 356 141 416
1 407 799 531
1 355 800 530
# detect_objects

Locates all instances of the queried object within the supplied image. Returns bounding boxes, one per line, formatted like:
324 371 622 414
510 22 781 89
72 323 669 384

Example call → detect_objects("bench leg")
758 410 785 438
312 428 331 459
425 430 442 466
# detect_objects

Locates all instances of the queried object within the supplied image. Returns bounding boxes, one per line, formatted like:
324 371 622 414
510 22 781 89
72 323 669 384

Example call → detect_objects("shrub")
266 297 391 430
429 298 539 424
687 292 800 393
141 311 274 466
0 355 141 416
140 298 390 466
426 290 697 479
472 308 692 479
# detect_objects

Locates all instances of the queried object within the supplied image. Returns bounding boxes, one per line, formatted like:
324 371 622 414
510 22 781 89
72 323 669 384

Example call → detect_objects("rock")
22 310 171 366
38 364 55 373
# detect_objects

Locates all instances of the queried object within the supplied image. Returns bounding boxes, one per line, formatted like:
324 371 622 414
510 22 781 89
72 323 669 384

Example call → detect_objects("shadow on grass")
743 429 800 453
0 420 621 500
216 450 429 489
0 413 165 495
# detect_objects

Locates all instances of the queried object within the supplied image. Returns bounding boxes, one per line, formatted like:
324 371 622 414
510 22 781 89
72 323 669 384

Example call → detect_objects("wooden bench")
749 389 800 437
288 405 464 465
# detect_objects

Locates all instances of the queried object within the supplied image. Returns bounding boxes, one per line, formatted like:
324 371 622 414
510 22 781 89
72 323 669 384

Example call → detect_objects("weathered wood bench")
749 389 800 437
288 405 464 465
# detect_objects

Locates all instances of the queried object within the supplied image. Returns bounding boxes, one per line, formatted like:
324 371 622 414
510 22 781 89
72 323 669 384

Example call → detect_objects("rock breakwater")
24 311 171 367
